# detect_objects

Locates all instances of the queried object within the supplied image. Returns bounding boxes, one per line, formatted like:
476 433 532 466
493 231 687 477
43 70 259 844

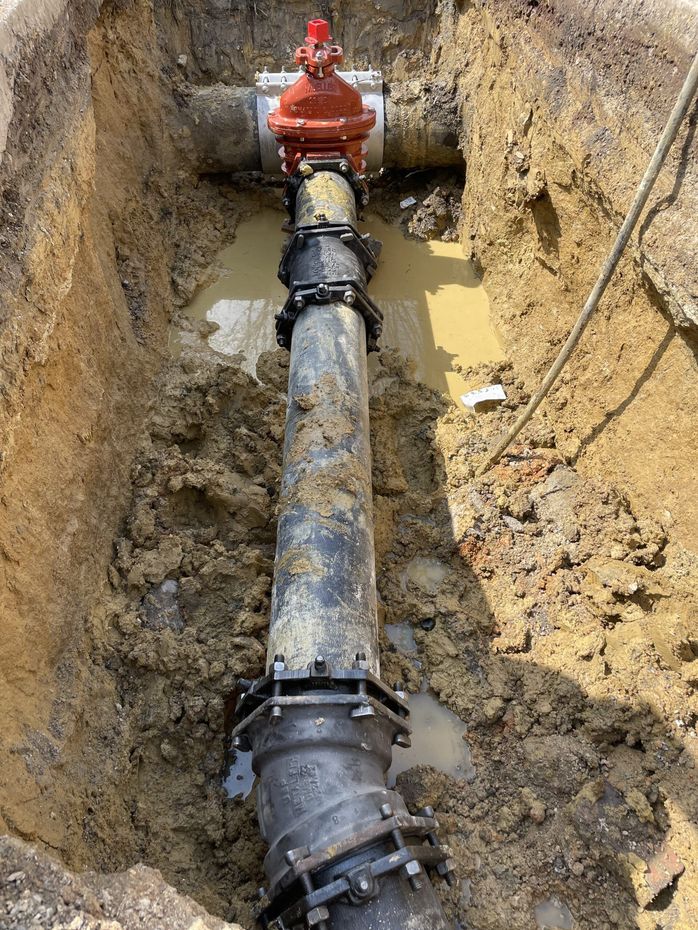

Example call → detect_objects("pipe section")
177 83 462 173
269 299 379 673
232 170 455 930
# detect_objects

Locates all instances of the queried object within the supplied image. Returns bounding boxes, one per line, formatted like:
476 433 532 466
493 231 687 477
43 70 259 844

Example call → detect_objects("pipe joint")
274 170 383 352
233 661 455 929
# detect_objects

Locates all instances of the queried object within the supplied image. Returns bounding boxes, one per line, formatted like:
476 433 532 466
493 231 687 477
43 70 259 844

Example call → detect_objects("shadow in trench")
367 360 697 930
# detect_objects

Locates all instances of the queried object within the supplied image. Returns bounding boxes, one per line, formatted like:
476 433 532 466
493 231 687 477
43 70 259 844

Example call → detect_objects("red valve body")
267 19 376 176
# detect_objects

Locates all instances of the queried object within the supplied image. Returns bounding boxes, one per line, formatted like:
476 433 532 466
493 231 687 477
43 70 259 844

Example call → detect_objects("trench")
1 2 698 930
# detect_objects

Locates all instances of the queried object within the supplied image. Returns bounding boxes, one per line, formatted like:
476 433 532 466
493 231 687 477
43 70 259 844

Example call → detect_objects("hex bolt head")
343 290 355 305
314 654 326 670
402 859 423 891
437 857 457 887
358 878 370 893
306 906 330 927
316 283 329 297
339 160 349 172
293 295 305 310
277 336 287 348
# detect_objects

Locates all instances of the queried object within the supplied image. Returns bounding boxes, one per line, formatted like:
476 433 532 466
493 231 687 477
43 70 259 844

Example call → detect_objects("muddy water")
534 898 575 929
172 209 286 370
385 619 474 787
176 211 501 408
388 684 475 787
365 217 503 407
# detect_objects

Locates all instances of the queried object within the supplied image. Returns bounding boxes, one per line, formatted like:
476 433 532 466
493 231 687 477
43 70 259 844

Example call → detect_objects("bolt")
306 907 330 928
418 806 435 819
316 283 329 297
436 857 457 887
358 878 370 893
277 335 288 348
355 651 366 661
380 803 394 820
393 733 411 749
232 734 251 752
361 193 369 206
293 295 305 310
402 859 423 891
373 323 383 337
339 161 349 173
343 290 355 305
314 655 326 669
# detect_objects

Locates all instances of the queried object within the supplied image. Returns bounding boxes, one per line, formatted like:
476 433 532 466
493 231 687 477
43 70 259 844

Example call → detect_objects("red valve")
267 19 376 176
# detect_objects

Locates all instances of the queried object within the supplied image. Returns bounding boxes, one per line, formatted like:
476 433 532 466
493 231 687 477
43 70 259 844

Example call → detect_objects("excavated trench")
1 3 698 930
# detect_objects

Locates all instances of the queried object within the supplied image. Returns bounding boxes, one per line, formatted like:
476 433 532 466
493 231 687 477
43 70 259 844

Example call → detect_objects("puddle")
388 688 475 787
174 210 501 408
401 555 449 594
224 748 256 800
172 208 286 370
366 216 503 408
535 898 574 930
385 622 418 653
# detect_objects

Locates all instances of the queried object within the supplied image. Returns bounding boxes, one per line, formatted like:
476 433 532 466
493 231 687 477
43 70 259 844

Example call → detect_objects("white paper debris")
460 383 507 412
400 196 417 209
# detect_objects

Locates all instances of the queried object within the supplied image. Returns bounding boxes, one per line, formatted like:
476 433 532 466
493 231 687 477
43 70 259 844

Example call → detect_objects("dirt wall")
449 0 698 549
0 0 239 863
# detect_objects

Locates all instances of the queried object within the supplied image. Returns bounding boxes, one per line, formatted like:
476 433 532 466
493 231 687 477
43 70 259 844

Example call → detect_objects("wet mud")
1 1 697 930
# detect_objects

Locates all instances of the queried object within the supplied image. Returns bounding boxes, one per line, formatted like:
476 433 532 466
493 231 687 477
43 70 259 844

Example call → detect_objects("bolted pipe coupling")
232 655 456 929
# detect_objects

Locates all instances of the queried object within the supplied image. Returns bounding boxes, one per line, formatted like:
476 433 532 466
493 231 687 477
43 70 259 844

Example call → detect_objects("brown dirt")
1 1 697 930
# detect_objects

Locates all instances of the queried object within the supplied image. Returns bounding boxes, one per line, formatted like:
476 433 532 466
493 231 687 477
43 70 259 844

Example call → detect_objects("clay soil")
1 2 697 930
